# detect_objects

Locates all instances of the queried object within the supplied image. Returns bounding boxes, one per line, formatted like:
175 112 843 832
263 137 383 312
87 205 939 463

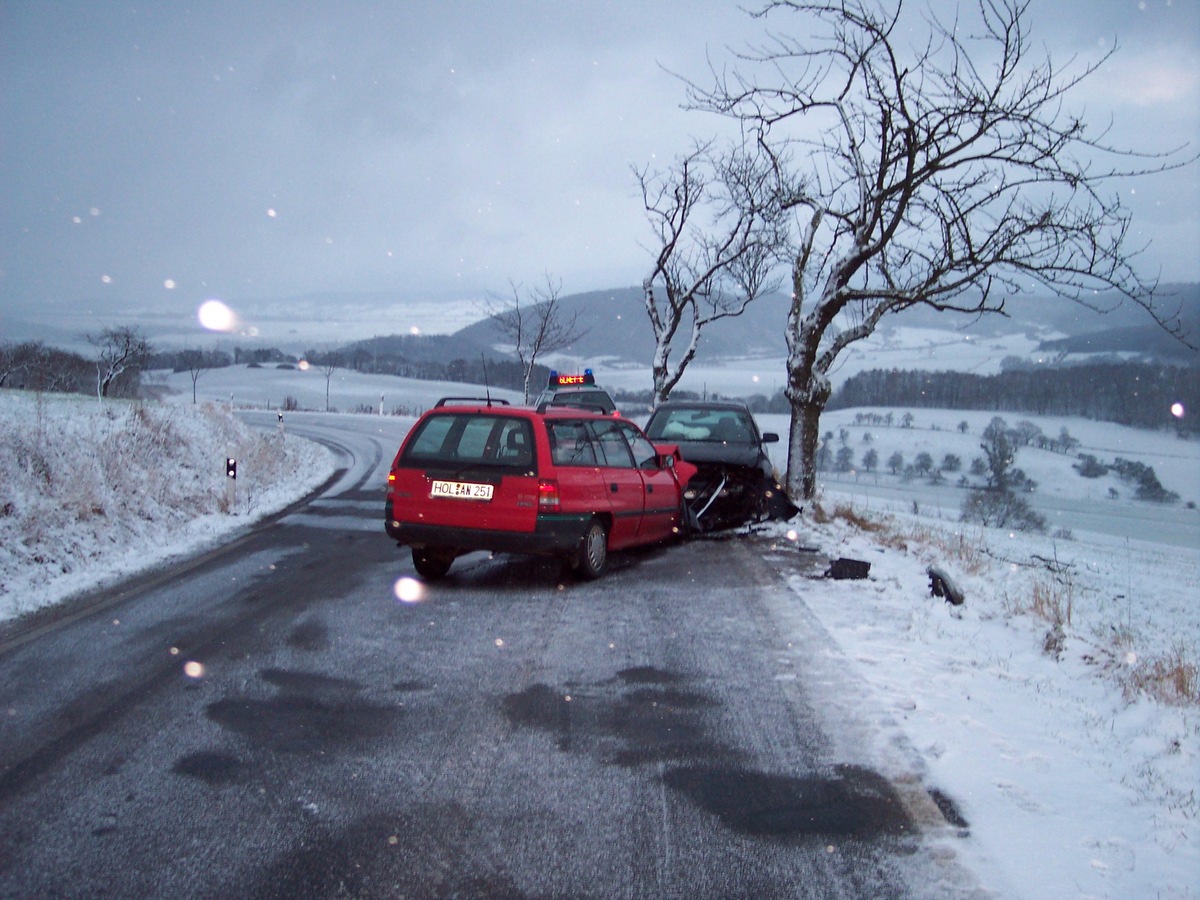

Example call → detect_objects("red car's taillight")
538 479 561 513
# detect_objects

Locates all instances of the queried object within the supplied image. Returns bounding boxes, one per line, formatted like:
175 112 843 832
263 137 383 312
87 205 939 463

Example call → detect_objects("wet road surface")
0 414 974 898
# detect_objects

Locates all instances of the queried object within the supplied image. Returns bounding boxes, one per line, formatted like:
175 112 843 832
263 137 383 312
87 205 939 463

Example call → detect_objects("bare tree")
688 0 1193 500
485 273 585 403
177 348 221 404
89 326 151 400
0 342 21 388
636 140 789 406
320 352 340 412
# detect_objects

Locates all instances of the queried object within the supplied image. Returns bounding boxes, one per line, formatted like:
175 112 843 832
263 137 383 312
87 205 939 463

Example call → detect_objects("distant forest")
829 363 1199 433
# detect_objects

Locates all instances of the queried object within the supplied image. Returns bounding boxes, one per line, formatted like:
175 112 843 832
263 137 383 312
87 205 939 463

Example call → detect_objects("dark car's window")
591 420 635 468
618 422 660 469
647 409 757 444
403 414 533 468
547 420 598 466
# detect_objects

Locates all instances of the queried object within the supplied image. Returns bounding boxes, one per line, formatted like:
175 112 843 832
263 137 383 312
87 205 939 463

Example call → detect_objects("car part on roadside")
825 557 871 580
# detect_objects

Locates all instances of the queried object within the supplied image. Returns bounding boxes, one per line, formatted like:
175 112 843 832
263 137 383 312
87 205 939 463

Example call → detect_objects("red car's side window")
590 420 635 468
548 421 598 466
617 423 659 469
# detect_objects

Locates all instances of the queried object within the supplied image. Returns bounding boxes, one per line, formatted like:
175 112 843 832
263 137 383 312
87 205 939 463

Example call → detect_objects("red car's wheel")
574 518 608 580
412 547 454 580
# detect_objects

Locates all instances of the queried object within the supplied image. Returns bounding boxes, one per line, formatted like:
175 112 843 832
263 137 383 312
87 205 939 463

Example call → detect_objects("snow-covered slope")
0 392 335 621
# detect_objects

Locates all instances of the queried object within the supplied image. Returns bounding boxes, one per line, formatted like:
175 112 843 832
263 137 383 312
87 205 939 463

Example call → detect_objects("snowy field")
2 370 1197 898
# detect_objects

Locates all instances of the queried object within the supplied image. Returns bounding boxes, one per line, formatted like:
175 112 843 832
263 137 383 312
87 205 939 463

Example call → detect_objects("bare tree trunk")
786 380 830 502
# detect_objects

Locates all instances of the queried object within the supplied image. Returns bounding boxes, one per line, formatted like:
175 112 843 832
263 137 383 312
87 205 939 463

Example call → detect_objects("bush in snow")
960 488 1047 532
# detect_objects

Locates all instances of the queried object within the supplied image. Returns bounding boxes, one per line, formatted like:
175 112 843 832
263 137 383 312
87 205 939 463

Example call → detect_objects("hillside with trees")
830 363 1198 433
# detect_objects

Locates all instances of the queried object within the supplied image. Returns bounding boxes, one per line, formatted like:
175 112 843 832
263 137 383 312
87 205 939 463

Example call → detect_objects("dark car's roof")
650 400 754 412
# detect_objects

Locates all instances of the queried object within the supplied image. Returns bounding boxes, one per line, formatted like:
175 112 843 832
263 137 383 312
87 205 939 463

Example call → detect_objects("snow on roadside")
0 391 335 623
774 496 1199 899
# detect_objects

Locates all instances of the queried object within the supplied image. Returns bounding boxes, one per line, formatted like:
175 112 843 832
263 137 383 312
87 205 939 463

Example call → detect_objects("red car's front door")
590 419 645 549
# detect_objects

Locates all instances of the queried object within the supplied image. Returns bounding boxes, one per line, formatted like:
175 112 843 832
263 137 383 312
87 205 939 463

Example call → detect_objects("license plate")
430 480 494 501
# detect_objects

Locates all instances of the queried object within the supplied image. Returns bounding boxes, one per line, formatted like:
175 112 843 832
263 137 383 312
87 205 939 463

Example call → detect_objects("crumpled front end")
683 463 799 532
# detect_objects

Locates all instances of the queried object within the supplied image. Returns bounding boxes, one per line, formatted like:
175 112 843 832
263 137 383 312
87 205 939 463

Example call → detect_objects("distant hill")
1033 282 1199 362
447 282 1198 367
312 280 1200 373
451 286 794 365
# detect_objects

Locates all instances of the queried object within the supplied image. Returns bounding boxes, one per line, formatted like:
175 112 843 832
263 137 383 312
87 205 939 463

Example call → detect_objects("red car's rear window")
401 413 534 468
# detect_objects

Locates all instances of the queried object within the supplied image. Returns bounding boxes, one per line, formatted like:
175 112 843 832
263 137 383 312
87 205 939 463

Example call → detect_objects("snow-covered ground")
2 376 1197 898
0 391 336 621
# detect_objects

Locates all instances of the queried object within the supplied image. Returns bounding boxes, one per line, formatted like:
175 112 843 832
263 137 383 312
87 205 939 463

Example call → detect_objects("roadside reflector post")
225 451 237 512
277 410 284 433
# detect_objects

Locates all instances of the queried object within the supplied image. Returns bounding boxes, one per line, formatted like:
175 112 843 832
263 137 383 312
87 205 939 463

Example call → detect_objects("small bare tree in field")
636 140 789 406
485 273 585 404
89 326 151 400
688 0 1193 500
177 348 224 404
320 352 340 412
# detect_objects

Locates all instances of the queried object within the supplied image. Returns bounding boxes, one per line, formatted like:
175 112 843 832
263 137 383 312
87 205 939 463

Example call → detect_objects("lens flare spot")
163 278 177 290
393 577 425 604
183 660 205 678
198 299 237 332
786 529 799 541
494 638 505 648
1170 402 1185 418
298 360 310 371
267 208 277 218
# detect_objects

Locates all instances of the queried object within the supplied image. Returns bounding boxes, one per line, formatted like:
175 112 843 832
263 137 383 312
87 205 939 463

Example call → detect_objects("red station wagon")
385 399 698 580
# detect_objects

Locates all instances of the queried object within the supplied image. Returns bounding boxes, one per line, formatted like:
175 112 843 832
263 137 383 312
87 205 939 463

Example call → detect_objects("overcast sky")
2 0 1197 340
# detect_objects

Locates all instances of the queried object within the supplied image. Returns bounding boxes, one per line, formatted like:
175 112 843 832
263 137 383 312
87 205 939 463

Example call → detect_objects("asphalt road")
0 413 973 899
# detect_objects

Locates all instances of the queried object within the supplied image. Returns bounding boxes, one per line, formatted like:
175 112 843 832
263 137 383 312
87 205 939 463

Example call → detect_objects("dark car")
533 369 618 415
385 398 697 580
643 400 799 531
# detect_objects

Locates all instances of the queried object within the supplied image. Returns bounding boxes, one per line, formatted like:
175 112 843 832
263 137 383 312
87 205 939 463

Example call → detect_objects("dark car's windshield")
646 409 758 445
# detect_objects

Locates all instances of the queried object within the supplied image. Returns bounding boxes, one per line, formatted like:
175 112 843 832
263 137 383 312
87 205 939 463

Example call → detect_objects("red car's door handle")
610 483 619 493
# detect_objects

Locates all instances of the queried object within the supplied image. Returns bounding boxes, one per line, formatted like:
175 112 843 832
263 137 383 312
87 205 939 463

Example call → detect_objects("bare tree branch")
686 0 1197 500
485 273 587 403
88 326 151 400
636 139 791 404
